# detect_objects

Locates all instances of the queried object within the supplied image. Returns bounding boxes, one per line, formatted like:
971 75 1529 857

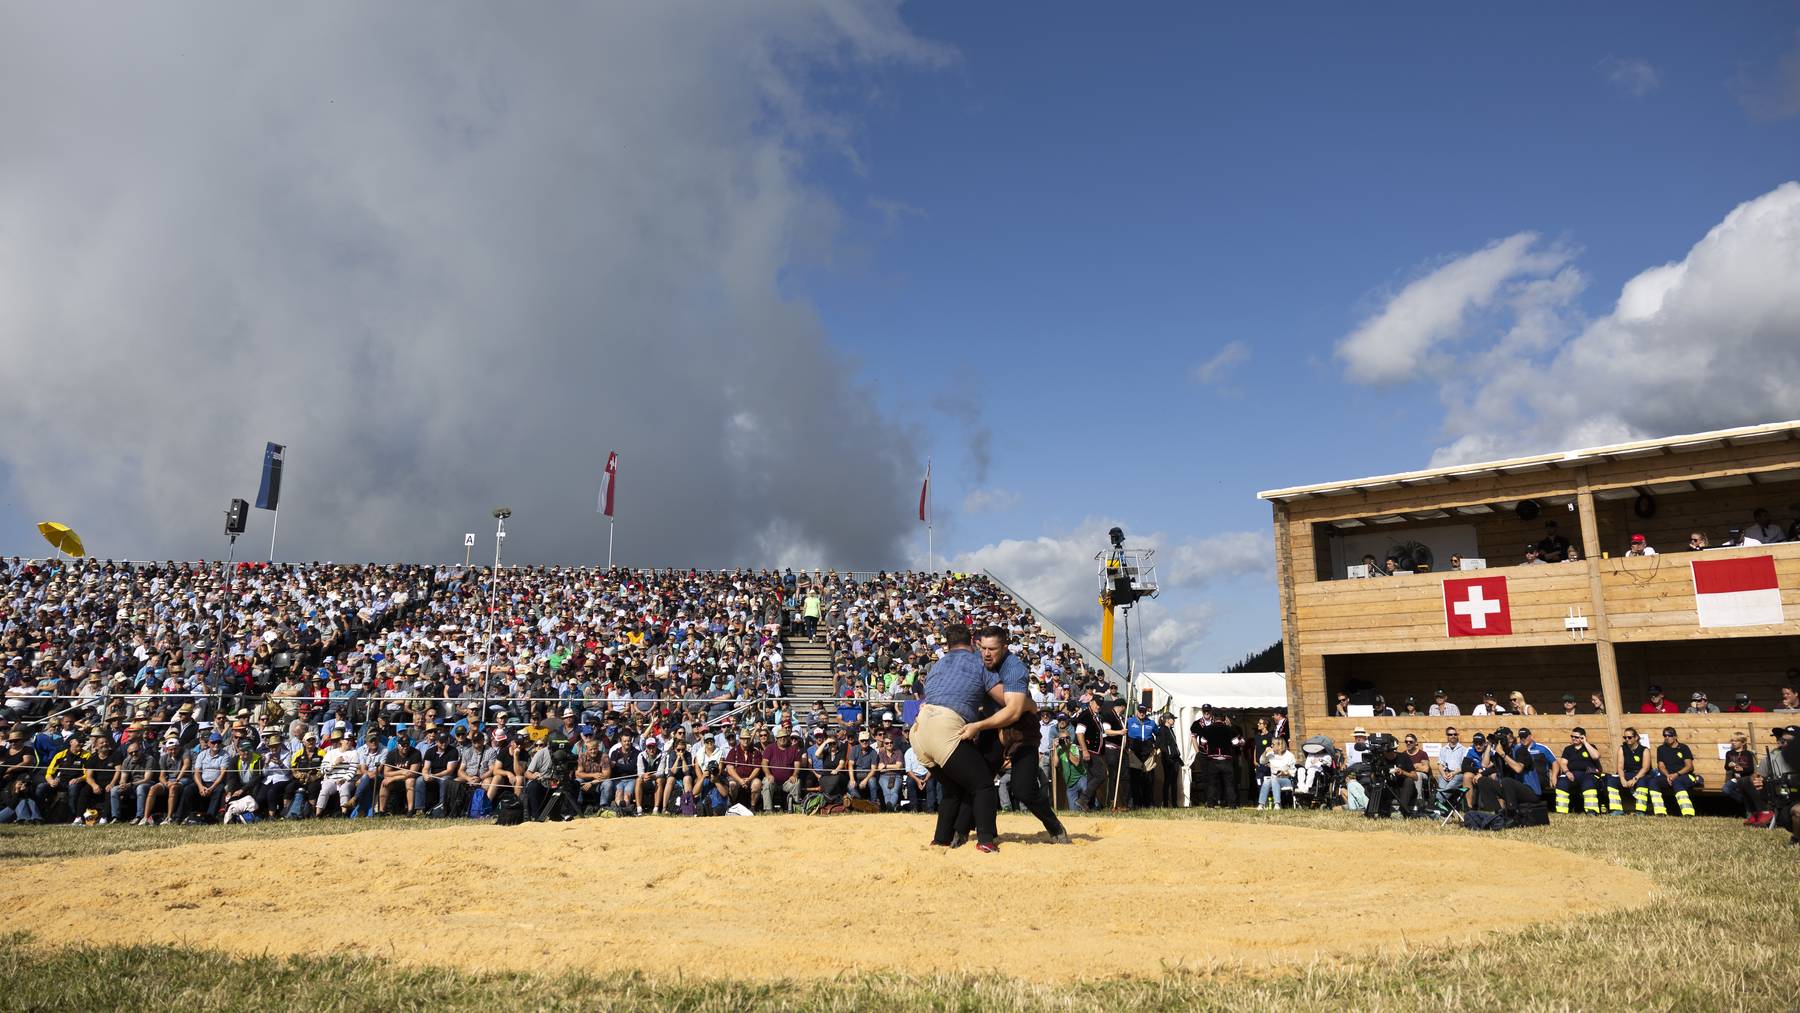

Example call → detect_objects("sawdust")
1 814 1655 980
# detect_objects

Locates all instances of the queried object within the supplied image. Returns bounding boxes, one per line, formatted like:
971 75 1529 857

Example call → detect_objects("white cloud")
1599 56 1660 98
1336 234 1574 384
1353 182 1800 466
1191 340 1250 386
961 488 1020 514
951 519 1272 670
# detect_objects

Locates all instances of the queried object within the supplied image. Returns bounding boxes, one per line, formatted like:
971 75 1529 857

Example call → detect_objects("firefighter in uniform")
1553 726 1603 815
1655 726 1700 817
1606 726 1659 814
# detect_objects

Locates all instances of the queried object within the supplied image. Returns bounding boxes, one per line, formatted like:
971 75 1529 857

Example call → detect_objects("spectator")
1333 692 1351 717
1256 738 1296 809
874 732 904 812
1625 534 1656 556
1639 685 1679 714
1434 727 1469 801
183 732 232 824
1590 692 1607 713
1553 727 1603 815
1776 684 1799 714
1053 729 1086 810
904 739 938 813
1607 726 1656 815
1369 695 1395 717
1687 531 1710 551
1721 732 1768 825
1522 545 1545 566
1428 689 1460 717
1687 691 1720 714
1472 692 1505 717
1746 508 1786 545
1447 553 1463 571
1726 693 1766 713
1345 727 1369 766
1789 504 1800 543
1508 691 1537 716
1382 557 1401 577
315 730 358 818
1558 693 1580 717
1360 553 1383 577
849 730 879 805
1 728 42 823
1564 546 1583 564
1538 521 1570 562
761 727 803 813
1655 727 1700 817
1400 732 1429 802
1721 528 1759 547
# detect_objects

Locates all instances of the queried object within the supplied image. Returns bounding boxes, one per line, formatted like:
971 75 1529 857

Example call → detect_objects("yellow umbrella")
36 521 86 559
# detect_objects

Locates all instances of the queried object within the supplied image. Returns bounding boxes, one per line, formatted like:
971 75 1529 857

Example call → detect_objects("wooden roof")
1258 419 1800 504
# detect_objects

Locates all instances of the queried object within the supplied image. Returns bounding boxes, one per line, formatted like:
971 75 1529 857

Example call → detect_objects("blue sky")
3 4 1798 673
795 5 1800 667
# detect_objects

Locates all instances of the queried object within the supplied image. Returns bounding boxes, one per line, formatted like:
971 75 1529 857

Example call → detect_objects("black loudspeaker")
1515 499 1541 521
225 498 249 535
1633 492 1657 519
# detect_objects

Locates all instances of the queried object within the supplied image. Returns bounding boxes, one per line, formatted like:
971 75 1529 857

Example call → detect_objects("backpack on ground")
494 796 525 826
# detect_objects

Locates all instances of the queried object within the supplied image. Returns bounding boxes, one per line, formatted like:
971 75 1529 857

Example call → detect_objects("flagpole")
607 519 615 569
926 457 934 573
268 509 279 564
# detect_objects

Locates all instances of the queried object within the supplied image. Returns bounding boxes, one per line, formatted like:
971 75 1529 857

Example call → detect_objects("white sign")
463 533 476 547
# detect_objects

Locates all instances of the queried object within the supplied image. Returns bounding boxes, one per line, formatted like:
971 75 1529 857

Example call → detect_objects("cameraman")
1473 728 1537 813
1360 733 1419 819
1753 724 1798 842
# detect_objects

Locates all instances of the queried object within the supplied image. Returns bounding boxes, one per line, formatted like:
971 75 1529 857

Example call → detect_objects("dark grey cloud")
0 3 949 568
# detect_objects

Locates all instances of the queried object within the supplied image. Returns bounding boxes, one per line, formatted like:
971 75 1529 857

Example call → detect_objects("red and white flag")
1444 575 1512 637
1693 555 1782 627
599 451 618 518
918 459 930 523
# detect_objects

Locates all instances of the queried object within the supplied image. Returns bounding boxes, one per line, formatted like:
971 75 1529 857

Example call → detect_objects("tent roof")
1138 671 1287 710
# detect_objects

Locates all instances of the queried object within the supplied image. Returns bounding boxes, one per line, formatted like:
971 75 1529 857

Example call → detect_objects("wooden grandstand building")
1259 420 1800 788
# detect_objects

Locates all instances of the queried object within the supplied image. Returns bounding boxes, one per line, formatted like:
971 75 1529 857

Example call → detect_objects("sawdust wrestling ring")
2 813 1654 980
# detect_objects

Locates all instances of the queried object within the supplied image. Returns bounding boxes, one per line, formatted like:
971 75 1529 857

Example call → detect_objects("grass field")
0 808 1795 1012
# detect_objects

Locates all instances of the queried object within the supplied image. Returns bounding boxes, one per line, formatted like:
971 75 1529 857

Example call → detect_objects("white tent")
1134 671 1287 806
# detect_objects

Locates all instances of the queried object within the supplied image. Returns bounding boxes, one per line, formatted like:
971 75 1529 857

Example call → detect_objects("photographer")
1473 728 1537 813
1359 732 1419 819
1752 724 1798 841
1553 727 1604 816
523 737 577 821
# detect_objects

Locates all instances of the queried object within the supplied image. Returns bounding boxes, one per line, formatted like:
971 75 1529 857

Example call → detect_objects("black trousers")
1160 756 1181 806
931 741 999 846
1202 756 1237 807
1128 748 1154 807
1475 775 1536 812
957 723 1065 838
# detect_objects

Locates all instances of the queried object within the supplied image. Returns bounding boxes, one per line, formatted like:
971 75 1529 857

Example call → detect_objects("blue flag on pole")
256 443 285 510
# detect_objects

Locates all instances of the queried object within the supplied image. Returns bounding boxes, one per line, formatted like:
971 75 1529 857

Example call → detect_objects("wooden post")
1575 468 1624 745
1272 503 1305 742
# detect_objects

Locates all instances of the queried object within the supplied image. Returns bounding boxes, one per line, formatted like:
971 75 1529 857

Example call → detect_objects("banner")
256 443 284 511
599 451 618 517
1443 575 1512 637
918 460 930 523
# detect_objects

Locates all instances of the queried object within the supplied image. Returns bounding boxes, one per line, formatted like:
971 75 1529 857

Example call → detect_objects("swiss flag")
1444 575 1512 637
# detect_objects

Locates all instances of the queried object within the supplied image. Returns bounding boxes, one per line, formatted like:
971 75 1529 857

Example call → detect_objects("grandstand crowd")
0 557 1127 825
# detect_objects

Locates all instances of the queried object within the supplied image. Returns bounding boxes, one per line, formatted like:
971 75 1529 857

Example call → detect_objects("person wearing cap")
1725 692 1767 714
1751 725 1799 841
848 729 880 807
1639 685 1679 714
1551 727 1604 816
1121 701 1159 809
1471 692 1505 717
1686 691 1721 714
1521 544 1545 566
286 733 325 818
419 729 461 816
1537 521 1571 563
760 726 804 813
1 728 43 823
349 732 388 818
1624 533 1657 557
1654 727 1699 817
315 730 359 817
459 726 501 816
1428 689 1460 718
180 732 232 823
375 731 423 817
259 730 293 819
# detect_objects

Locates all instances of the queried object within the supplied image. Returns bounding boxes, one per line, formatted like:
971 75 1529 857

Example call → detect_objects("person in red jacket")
1639 685 1679 714
1725 692 1767 713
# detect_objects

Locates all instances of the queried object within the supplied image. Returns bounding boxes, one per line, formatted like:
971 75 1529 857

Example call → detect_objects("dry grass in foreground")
0 807 1794 1011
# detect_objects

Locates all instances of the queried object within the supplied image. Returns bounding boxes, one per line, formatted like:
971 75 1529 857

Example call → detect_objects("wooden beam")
1273 502 1304 741
1576 466 1624 744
